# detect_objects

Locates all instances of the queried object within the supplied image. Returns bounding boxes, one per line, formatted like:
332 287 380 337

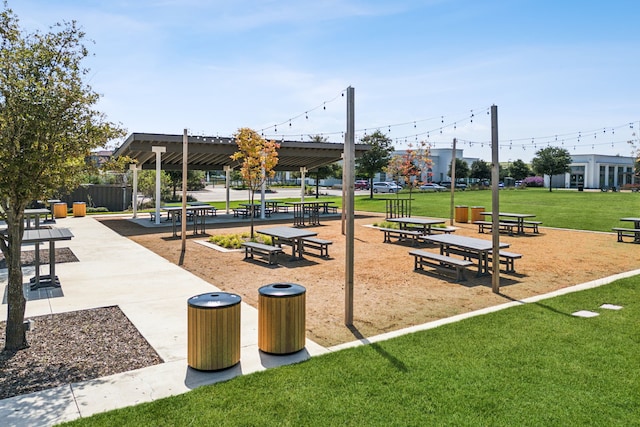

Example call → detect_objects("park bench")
409 249 473 282
501 219 542 233
233 208 249 218
612 227 640 243
301 237 333 258
488 250 523 273
474 220 516 236
241 242 283 265
379 227 424 245
428 226 457 234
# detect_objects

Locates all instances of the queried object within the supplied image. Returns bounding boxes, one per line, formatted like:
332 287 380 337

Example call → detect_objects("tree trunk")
548 174 553 192
369 178 374 199
3 214 28 351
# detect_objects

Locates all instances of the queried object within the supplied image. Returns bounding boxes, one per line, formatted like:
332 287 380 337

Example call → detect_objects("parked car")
372 182 402 193
419 183 446 192
440 181 467 190
355 180 370 190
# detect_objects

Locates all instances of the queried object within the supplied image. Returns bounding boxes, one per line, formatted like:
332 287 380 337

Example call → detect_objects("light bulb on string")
414 121 416 128
441 116 444 124
470 110 474 123
305 112 308 119
323 102 326 110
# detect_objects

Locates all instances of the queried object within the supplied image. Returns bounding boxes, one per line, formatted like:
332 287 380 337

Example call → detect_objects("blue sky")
10 0 640 162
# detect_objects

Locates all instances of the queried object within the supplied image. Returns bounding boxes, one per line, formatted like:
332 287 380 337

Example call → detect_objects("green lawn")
147 187 640 232
63 277 640 426
342 187 639 232
68 187 639 425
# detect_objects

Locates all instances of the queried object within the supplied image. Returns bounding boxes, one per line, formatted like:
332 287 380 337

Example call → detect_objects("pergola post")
224 165 232 214
151 146 166 225
129 163 141 218
300 167 307 201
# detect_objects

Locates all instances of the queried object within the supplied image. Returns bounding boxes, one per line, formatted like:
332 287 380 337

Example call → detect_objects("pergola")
113 132 369 172
112 132 369 221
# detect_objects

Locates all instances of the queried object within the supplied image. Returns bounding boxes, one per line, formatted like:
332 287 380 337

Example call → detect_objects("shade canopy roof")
113 133 369 172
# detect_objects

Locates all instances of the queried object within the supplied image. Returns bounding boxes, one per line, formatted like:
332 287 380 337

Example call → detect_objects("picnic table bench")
612 227 640 243
502 219 542 233
301 237 333 258
379 227 423 245
474 220 517 236
426 226 456 234
233 208 250 218
488 250 523 273
241 242 283 265
409 249 473 282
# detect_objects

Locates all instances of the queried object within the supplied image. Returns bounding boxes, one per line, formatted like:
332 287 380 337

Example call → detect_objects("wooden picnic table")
256 226 317 260
24 208 51 229
386 217 446 235
286 201 334 227
18 227 74 289
422 234 509 276
620 217 640 228
163 205 214 237
479 212 536 235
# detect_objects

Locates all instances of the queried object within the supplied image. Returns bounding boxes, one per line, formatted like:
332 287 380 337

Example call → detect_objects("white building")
549 154 636 189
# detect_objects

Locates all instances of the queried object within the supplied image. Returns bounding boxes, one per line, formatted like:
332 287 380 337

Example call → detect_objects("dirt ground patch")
100 214 640 347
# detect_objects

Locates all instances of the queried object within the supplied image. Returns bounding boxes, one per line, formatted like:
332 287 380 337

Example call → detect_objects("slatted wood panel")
258 293 306 354
187 303 240 371
72 202 86 217
53 203 67 218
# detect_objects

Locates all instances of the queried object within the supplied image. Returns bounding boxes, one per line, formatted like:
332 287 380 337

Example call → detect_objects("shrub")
523 176 544 187
209 232 272 249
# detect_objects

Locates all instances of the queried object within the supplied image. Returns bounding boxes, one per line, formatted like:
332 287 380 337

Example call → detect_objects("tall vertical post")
260 152 266 219
344 86 355 326
300 167 307 201
449 138 457 226
224 165 231 214
151 146 166 225
491 105 500 293
181 129 188 254
130 164 140 218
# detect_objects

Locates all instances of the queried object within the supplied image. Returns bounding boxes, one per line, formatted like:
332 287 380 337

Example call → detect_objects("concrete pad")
572 310 599 318
0 385 79 427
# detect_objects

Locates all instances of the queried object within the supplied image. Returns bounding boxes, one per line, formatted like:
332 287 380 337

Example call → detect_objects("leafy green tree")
166 170 206 200
231 128 280 237
531 146 572 192
0 5 124 351
509 159 531 181
470 160 491 181
138 170 172 203
447 158 470 182
355 130 394 198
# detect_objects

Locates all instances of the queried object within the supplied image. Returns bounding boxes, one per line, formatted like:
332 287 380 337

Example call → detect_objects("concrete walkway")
0 215 328 427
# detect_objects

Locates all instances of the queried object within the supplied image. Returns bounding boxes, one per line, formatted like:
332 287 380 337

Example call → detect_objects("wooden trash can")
187 292 241 371
73 202 86 217
53 202 68 219
470 206 485 223
258 283 306 354
455 205 468 223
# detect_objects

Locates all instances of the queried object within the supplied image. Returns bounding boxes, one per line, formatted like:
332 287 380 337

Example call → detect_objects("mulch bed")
0 306 163 400
0 248 79 269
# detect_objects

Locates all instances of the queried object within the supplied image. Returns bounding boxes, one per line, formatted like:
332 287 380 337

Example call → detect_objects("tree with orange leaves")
231 128 280 237
385 140 432 213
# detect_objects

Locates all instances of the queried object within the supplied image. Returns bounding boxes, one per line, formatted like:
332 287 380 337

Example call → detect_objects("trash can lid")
455 205 468 208
259 283 306 297
188 292 241 309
